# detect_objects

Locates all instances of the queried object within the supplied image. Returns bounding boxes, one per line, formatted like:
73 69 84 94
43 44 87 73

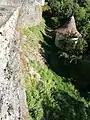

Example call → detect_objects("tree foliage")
23 1 90 119
46 0 90 62
49 0 74 26
57 36 87 63
48 0 90 34
24 15 90 120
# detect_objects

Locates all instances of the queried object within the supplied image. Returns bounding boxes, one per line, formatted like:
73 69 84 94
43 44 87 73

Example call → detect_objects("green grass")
26 61 90 120
24 19 46 42
22 20 90 120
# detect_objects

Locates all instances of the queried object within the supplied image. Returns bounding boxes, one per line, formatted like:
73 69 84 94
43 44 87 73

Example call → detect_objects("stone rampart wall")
0 0 43 119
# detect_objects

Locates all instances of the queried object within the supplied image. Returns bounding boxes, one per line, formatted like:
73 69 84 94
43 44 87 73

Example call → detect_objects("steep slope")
21 20 90 120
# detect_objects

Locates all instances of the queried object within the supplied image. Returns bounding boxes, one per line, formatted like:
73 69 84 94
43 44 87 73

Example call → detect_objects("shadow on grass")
40 31 90 98
42 90 90 120
27 85 90 120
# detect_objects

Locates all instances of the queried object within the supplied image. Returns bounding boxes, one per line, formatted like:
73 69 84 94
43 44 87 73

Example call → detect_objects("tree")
57 36 87 64
49 0 74 26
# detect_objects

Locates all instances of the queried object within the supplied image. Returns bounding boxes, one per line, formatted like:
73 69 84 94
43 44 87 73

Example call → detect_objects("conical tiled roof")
56 16 81 37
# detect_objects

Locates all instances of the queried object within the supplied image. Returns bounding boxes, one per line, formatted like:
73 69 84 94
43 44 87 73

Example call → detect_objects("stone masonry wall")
19 0 42 26
0 0 43 26
0 8 28 120
0 0 23 7
0 0 43 119
0 8 20 120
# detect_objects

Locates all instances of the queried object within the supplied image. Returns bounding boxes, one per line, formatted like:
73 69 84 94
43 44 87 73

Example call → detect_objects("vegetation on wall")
45 0 90 74
21 0 90 120
46 0 90 40
21 20 90 120
26 61 90 120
